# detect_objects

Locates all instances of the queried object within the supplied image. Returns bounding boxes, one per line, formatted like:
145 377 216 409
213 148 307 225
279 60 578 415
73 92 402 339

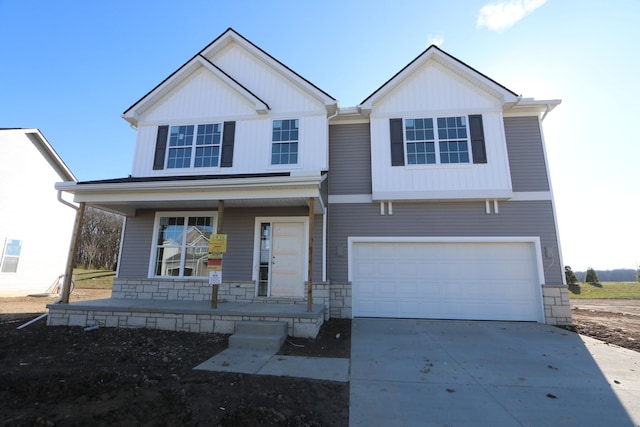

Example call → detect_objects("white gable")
372 60 502 115
142 66 258 123
206 41 326 114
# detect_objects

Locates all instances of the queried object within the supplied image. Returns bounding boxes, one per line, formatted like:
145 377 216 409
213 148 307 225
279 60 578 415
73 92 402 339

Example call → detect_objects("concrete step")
228 321 288 352
228 333 286 352
235 320 288 336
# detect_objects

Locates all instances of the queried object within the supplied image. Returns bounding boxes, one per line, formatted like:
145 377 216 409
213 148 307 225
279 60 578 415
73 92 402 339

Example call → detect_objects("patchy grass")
569 282 640 299
72 268 115 289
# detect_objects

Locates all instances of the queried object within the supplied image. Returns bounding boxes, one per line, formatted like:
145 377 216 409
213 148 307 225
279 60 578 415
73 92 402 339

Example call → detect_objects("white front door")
270 222 305 297
254 218 306 298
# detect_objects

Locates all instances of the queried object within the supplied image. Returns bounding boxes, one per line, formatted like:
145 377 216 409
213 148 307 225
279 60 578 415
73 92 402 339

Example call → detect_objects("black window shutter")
389 118 405 166
220 121 235 168
469 114 487 164
153 125 169 170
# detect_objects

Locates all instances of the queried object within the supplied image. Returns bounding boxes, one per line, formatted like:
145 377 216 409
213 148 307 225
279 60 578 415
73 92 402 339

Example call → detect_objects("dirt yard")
0 291 350 426
1 293 638 426
569 299 640 353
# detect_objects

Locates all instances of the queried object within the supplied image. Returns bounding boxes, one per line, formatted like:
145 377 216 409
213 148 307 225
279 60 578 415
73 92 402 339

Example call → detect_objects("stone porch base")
46 299 325 338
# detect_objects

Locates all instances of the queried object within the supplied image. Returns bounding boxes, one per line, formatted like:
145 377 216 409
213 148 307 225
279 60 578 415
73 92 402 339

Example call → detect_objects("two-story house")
50 28 570 336
0 129 77 297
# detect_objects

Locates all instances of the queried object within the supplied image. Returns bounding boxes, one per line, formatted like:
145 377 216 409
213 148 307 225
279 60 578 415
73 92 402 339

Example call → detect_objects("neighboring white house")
0 129 77 297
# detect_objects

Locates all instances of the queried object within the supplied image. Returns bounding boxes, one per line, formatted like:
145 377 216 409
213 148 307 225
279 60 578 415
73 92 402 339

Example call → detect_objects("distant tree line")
566 267 638 283
74 207 123 270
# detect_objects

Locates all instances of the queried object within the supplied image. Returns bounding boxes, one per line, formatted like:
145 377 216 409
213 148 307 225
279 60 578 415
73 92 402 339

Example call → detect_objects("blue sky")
1 0 638 272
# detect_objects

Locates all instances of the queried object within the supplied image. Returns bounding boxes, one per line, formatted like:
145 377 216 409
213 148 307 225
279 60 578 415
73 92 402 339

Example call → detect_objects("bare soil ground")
568 299 640 353
0 291 350 426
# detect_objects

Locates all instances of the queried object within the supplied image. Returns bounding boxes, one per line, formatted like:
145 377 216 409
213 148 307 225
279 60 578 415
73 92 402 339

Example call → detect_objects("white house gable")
372 60 502 116
142 66 258 124
364 47 515 201
128 29 336 178
206 40 326 115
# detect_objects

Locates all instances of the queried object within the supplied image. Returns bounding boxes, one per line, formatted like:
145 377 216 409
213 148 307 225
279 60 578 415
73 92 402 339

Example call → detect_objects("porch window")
152 214 215 278
1 238 22 273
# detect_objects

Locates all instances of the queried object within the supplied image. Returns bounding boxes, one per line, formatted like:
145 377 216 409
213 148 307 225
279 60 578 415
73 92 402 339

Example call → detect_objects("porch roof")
55 172 327 216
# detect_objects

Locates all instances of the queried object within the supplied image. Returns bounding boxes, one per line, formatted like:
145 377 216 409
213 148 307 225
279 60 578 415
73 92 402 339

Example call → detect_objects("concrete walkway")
195 348 350 383
349 319 640 427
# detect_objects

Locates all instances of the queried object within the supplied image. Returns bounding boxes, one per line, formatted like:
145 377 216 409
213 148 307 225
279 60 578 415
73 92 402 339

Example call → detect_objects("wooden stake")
211 200 224 308
307 197 314 312
61 202 85 304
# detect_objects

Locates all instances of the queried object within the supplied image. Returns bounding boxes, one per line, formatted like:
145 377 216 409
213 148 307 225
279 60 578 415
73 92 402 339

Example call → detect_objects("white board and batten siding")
368 59 513 200
349 237 545 322
131 40 329 177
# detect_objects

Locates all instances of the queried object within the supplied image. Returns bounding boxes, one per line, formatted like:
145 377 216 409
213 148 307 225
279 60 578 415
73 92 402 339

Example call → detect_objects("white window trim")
269 118 301 167
403 116 473 166
148 211 218 279
0 238 22 274
165 123 224 170
251 216 309 296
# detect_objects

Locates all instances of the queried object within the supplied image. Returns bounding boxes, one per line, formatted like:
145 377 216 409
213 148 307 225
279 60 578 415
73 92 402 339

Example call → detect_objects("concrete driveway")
350 319 640 426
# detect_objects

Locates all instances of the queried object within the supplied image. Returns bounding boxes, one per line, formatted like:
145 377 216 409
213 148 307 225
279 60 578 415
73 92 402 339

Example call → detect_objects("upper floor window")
1 238 22 273
405 116 470 165
271 119 299 165
167 123 223 169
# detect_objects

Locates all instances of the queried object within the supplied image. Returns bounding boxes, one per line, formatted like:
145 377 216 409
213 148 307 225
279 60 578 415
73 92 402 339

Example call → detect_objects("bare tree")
75 207 123 270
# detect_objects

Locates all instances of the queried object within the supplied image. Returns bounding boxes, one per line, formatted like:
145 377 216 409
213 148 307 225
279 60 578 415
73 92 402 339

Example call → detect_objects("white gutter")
55 173 324 193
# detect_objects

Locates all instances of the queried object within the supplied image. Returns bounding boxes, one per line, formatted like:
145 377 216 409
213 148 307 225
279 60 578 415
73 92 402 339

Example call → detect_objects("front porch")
46 297 325 338
45 277 353 338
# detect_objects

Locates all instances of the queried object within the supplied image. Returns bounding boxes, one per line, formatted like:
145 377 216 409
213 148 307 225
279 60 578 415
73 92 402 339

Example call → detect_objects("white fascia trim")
372 189 513 201
55 175 323 203
328 194 373 204
510 191 553 201
56 174 322 192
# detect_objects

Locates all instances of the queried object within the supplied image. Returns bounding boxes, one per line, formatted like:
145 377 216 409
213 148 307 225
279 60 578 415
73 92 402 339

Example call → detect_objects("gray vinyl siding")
118 210 155 278
504 116 550 192
118 207 324 282
328 123 372 195
327 200 562 284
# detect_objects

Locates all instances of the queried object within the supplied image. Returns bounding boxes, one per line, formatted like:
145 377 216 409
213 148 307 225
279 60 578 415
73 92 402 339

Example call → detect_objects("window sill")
403 163 475 171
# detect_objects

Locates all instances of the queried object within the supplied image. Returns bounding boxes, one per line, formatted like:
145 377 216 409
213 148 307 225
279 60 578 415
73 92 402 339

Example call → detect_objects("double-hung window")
405 116 470 165
167 123 222 169
271 119 299 165
1 238 22 273
152 213 215 278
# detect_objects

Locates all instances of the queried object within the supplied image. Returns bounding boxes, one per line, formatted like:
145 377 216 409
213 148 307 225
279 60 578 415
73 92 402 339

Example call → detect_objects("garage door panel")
352 241 541 321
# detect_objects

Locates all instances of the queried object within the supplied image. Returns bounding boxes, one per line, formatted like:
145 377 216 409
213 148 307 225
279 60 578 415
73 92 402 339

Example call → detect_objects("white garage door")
351 241 541 321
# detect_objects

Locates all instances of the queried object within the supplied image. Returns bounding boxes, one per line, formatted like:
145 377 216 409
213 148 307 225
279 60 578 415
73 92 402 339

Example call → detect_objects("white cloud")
426 34 444 47
477 0 547 32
